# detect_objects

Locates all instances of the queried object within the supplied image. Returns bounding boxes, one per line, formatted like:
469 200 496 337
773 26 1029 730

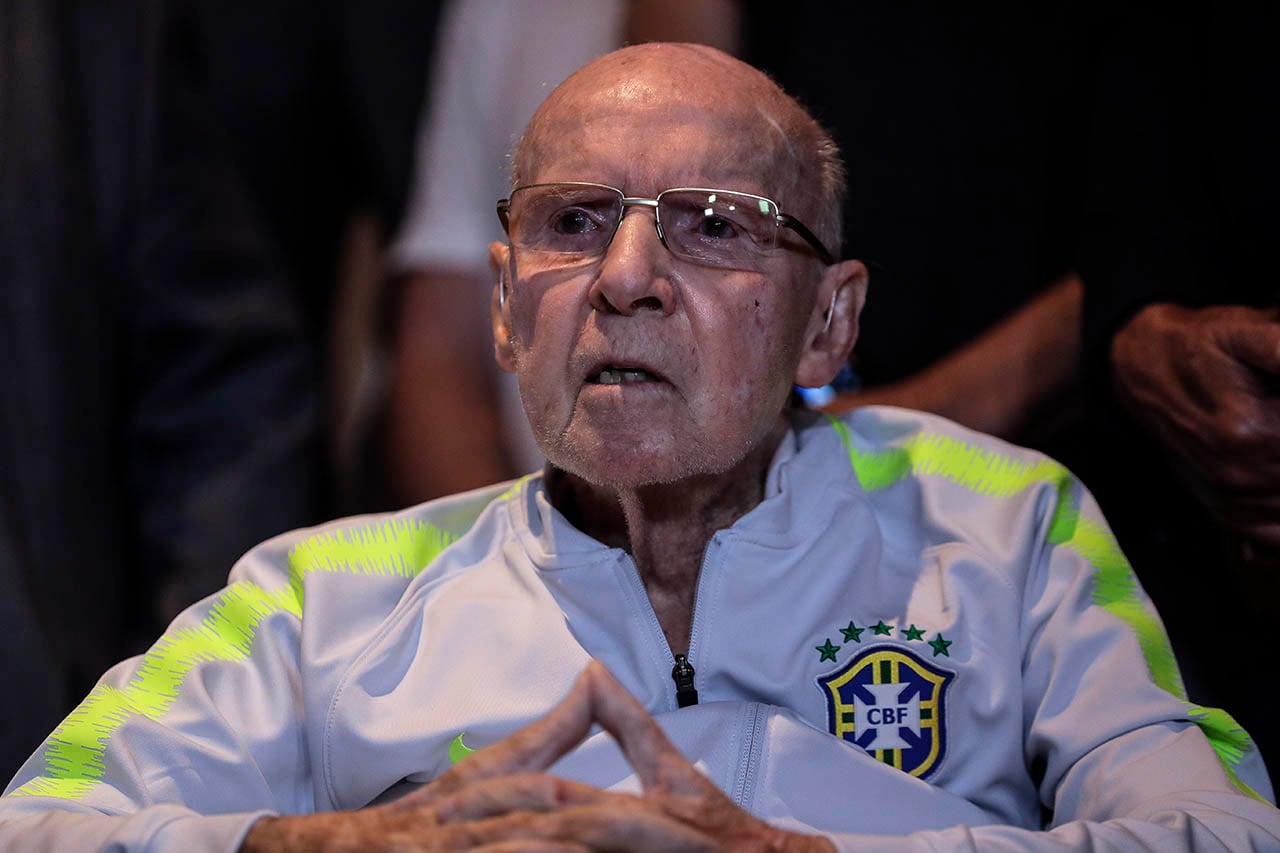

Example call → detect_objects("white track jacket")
2 407 1277 851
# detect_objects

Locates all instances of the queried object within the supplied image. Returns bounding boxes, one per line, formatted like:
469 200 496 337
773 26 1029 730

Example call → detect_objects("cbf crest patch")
817 645 954 779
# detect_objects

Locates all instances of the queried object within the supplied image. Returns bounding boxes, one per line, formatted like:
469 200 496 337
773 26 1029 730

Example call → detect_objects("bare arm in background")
382 269 515 506
823 275 1083 440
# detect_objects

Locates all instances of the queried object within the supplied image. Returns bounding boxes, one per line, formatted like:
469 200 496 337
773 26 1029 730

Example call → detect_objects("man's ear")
489 242 517 373
794 259 868 389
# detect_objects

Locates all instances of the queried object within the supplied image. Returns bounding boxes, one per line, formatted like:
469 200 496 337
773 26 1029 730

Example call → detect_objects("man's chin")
553 453 696 492
546 440 764 497
539 435 700 489
538 417 789 495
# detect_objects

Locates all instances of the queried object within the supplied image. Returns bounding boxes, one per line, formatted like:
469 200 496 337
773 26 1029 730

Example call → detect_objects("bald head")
490 43 868 496
512 43 845 253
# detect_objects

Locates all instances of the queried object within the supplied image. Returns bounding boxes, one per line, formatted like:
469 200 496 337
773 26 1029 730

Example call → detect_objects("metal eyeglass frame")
496 182 836 267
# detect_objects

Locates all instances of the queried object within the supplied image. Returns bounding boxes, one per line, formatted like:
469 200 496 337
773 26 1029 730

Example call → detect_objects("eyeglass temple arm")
777 214 836 266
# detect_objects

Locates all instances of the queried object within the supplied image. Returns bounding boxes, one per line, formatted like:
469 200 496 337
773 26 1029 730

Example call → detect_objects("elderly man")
3 43 1278 851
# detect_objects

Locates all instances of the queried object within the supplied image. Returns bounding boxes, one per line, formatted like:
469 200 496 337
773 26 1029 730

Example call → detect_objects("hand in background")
1110 303 1280 561
242 661 833 851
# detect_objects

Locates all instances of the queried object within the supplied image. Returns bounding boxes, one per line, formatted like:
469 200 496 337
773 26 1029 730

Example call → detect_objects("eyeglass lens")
659 190 779 264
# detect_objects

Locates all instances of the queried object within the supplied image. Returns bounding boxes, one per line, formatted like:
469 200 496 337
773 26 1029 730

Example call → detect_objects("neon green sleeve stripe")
10 582 295 799
13 516 461 802
827 415 1261 798
1061 515 1187 700
286 517 458 601
828 416 1073 497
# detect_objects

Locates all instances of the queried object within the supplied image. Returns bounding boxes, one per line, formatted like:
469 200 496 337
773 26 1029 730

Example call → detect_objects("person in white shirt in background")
379 0 625 504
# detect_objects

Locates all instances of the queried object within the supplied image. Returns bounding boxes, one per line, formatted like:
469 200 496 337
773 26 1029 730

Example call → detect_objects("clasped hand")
243 661 833 851
1111 303 1280 562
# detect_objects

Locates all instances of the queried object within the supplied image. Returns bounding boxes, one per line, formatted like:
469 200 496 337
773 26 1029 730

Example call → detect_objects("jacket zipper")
619 535 720 709
671 653 698 707
670 532 721 701
668 534 721 707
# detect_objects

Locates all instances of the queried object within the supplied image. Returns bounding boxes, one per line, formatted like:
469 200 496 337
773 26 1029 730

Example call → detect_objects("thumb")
433 664 597 794
582 662 718 798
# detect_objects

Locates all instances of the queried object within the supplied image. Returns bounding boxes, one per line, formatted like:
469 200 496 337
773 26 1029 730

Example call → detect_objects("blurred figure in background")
377 0 626 506
0 0 322 777
0 0 445 780
179 0 445 512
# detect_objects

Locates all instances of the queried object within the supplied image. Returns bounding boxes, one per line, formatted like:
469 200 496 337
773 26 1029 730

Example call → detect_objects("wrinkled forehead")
516 45 812 204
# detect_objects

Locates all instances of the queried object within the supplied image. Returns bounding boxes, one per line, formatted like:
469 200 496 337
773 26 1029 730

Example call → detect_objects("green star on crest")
840 621 864 643
872 620 893 636
929 633 953 657
816 639 841 663
901 624 925 641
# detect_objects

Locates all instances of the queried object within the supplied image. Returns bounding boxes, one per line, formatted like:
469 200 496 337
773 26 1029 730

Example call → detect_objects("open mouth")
586 366 663 385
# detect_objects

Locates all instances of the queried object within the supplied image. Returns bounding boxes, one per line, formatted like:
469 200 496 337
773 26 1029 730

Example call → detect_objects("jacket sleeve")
825 475 1280 851
0 533 316 852
0 488 488 852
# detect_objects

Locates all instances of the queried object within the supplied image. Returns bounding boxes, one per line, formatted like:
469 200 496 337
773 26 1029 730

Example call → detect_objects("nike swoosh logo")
448 732 479 765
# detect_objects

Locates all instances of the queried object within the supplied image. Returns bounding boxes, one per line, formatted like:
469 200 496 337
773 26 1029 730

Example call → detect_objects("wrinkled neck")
546 418 786 652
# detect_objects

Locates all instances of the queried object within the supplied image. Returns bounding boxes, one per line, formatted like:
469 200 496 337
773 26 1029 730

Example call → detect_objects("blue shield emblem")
817 644 954 779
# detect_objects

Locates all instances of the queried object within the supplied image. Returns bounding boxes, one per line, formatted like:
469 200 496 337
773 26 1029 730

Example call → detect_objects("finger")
464 803 718 853
433 773 629 823
582 662 721 797
469 843 589 853
433 667 598 795
1213 310 1280 374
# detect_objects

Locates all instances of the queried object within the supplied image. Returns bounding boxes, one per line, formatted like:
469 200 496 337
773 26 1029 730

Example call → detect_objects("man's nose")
588 207 676 316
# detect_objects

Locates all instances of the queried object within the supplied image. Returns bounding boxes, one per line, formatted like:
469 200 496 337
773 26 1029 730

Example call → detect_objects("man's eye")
552 209 597 235
698 216 740 240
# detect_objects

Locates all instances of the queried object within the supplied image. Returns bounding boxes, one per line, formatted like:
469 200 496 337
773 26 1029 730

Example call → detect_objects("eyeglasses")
496 182 835 269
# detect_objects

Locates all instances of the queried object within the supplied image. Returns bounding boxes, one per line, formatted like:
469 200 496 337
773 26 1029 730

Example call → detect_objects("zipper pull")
672 654 699 707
